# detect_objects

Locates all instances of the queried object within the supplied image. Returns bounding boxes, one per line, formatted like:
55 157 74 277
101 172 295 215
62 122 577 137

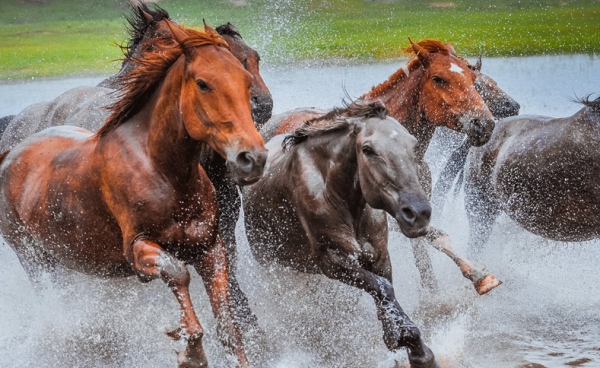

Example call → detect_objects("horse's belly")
495 164 600 242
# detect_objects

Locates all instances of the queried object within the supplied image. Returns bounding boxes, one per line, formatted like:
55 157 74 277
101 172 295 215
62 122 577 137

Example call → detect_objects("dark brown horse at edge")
244 100 439 368
262 38 502 295
439 95 600 256
0 2 273 337
0 20 266 368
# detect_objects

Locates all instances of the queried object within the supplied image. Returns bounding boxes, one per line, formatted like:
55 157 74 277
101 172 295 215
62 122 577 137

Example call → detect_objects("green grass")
0 0 599 80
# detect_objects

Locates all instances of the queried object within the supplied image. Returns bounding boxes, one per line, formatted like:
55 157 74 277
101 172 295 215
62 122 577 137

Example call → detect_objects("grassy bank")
1 0 599 80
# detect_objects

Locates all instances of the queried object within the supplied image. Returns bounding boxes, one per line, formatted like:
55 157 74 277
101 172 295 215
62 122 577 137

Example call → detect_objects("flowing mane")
366 38 453 98
97 23 229 138
282 100 388 151
121 3 171 59
579 94 600 112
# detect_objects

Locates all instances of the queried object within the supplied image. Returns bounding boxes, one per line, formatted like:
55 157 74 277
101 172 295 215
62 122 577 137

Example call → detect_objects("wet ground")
0 54 599 368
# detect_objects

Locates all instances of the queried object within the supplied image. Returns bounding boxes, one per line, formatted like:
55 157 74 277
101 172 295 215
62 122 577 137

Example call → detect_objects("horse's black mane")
578 94 600 113
282 100 388 151
122 2 170 58
216 22 243 39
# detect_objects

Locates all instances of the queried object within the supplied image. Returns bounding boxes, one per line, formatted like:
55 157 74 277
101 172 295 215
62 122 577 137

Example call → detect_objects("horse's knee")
160 257 191 288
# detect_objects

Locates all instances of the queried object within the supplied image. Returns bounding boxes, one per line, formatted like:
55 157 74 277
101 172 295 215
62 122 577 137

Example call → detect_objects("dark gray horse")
442 96 600 254
244 100 439 368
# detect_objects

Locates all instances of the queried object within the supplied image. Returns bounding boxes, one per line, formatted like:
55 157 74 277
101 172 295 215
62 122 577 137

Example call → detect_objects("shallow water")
0 55 599 368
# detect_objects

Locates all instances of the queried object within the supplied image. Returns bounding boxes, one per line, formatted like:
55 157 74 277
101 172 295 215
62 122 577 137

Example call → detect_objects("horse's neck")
361 65 434 161
140 71 202 182
313 132 366 216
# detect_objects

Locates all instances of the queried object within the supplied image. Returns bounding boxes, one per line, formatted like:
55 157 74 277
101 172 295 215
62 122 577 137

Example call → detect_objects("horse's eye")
362 145 376 156
432 76 446 85
242 59 249 70
196 80 211 92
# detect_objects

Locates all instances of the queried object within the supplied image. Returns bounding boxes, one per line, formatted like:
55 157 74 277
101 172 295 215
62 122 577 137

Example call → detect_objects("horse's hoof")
166 327 183 341
474 273 502 295
176 348 209 368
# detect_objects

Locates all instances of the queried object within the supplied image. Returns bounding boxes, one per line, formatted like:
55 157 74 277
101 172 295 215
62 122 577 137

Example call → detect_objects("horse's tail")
431 138 471 212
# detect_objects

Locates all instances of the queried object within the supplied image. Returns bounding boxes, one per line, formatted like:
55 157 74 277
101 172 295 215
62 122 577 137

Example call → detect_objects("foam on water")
1 55 599 367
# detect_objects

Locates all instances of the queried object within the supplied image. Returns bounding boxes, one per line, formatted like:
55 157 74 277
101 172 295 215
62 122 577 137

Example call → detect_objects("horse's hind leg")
194 236 249 368
130 238 208 368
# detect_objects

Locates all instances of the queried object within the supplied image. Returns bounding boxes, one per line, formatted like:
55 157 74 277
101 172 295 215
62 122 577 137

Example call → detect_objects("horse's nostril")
401 207 417 224
236 151 255 173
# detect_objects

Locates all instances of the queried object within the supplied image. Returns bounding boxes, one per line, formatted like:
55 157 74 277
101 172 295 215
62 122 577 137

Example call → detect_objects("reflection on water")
0 55 599 368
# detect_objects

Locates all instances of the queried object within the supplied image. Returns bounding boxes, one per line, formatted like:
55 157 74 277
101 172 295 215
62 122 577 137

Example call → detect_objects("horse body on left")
0 19 266 368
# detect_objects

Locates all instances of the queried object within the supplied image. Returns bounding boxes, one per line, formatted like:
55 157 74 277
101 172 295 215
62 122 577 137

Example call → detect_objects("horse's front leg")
316 247 438 368
193 235 248 368
423 227 501 295
204 161 259 333
130 238 207 368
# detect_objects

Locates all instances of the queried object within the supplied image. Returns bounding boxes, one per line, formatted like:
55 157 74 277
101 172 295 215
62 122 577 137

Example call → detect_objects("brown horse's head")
216 23 273 128
444 44 520 120
407 38 495 146
171 22 267 185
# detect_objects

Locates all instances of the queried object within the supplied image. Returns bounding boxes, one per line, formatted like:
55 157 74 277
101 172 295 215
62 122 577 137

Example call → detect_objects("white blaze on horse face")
449 62 464 75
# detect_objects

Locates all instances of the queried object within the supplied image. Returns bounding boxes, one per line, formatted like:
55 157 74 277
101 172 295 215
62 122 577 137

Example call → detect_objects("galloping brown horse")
0 3 273 335
460 96 600 254
0 20 266 368
262 38 501 295
244 100 438 368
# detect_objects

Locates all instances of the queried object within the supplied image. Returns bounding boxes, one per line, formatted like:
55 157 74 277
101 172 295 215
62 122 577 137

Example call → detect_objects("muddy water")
0 55 599 368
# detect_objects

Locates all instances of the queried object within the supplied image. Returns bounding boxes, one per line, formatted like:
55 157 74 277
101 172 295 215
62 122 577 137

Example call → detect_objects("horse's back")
0 86 114 152
260 107 326 141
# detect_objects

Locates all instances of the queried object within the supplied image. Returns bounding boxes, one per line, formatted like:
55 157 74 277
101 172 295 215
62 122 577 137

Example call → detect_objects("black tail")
431 138 471 212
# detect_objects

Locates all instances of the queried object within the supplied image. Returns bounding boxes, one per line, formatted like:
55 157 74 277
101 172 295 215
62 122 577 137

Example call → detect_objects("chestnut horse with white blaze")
0 20 265 368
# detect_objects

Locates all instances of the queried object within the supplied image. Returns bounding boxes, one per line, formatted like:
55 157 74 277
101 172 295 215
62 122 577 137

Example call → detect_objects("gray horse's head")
353 109 431 237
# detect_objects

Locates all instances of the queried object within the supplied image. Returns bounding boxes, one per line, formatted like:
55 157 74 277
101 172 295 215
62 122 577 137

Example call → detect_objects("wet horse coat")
244 101 438 368
0 20 266 368
0 3 273 334
463 96 600 252
261 39 502 294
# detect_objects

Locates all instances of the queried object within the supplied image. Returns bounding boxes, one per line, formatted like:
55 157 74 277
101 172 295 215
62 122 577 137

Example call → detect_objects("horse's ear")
446 43 457 56
409 37 430 68
141 9 153 23
474 55 482 71
203 19 216 34
166 19 188 46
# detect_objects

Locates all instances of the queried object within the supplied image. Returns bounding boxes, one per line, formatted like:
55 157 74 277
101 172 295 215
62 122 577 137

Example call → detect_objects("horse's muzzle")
465 116 495 147
395 200 431 238
228 148 268 186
